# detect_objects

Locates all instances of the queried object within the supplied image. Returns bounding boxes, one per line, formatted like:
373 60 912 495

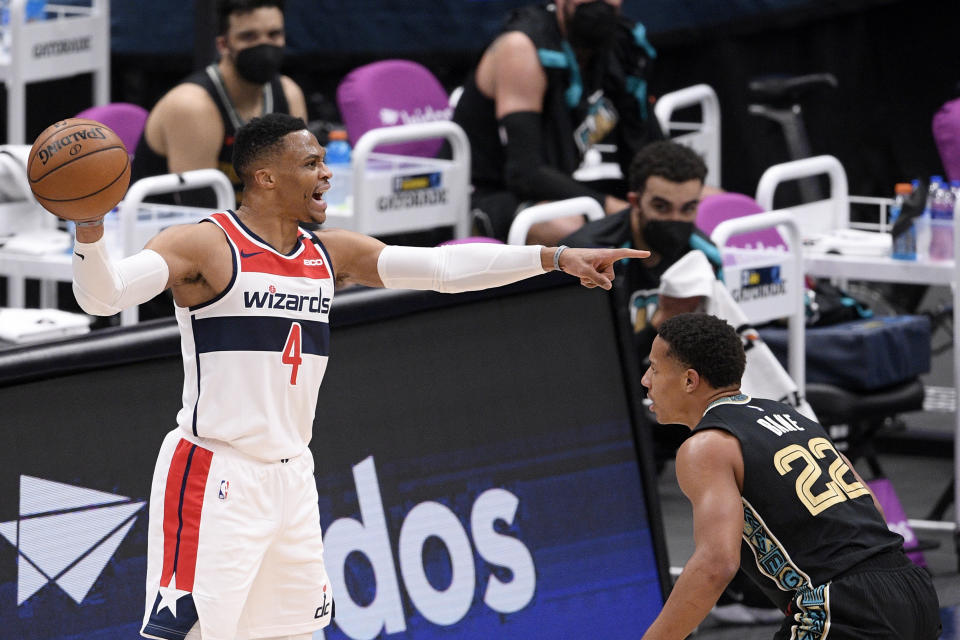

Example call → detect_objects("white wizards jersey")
174 211 335 461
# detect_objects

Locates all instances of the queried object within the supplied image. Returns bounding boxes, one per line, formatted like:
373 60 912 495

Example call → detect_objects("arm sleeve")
377 243 547 293
72 237 170 316
499 111 606 205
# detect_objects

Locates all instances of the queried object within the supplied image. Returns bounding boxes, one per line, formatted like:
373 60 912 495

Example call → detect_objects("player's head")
627 141 707 264
233 114 330 223
216 0 286 84
558 0 623 50
641 313 744 426
233 113 305 180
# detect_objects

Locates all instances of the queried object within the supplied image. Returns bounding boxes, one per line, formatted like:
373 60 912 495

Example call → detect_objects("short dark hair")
627 141 708 193
232 113 306 183
657 313 745 388
216 0 284 36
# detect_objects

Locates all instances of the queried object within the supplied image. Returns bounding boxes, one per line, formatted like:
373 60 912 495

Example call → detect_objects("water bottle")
323 129 352 212
2 0 47 24
916 176 940 261
1 0 46 56
890 182 916 260
929 178 955 261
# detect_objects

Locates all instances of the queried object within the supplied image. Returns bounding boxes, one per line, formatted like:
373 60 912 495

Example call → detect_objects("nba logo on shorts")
218 480 229 500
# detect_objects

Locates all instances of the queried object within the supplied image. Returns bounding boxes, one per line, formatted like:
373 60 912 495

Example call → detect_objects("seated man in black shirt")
452 0 662 244
562 140 721 359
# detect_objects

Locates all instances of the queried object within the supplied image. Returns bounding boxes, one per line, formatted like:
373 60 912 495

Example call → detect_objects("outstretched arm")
318 229 648 291
72 217 229 315
643 430 745 639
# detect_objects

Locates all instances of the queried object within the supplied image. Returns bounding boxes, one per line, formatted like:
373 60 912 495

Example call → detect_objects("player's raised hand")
557 247 649 290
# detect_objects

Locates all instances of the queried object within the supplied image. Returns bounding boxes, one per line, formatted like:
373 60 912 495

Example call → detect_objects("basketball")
27 118 131 221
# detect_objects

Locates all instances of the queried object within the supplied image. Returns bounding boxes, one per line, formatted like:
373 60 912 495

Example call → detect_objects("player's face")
633 176 702 226
223 7 286 52
272 130 331 224
641 336 689 425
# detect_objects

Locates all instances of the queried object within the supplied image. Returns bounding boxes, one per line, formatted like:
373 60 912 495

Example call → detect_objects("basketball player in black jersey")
640 313 939 639
131 0 307 205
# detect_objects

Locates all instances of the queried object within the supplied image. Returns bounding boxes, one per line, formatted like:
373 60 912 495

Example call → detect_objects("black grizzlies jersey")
694 395 903 611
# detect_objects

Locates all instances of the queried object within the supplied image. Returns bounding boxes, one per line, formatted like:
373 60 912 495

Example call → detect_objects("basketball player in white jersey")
69 113 648 640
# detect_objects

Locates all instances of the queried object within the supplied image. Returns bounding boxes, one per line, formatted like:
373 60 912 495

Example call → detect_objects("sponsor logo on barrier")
730 265 787 303
33 37 92 59
315 456 536 640
378 105 453 127
0 476 145 606
392 172 442 193
376 189 448 211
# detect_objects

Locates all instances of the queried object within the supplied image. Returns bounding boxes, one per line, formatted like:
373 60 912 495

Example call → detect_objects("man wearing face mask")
452 0 662 244
563 140 721 359
131 0 307 206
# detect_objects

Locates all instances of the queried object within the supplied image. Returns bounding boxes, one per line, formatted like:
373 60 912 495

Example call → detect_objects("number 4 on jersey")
282 322 303 385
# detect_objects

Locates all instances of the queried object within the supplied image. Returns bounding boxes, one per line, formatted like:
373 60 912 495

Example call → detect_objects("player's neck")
235 200 301 254
700 387 745 416
218 61 266 114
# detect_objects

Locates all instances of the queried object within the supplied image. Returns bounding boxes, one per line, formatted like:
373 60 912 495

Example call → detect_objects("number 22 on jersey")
774 437 870 516
282 322 303 385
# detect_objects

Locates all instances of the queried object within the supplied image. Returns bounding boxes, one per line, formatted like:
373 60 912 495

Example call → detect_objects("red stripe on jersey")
175 446 213 591
160 439 193 586
210 212 331 279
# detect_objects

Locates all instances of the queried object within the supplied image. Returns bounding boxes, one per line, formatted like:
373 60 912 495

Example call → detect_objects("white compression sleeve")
72 237 170 316
377 244 547 293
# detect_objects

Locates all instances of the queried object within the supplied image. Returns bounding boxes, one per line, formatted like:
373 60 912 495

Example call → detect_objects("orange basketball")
27 118 131 221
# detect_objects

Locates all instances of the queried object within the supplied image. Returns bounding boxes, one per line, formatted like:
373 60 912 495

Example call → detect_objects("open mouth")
311 183 327 208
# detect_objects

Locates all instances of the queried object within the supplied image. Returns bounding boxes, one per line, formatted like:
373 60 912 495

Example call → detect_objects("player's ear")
215 35 229 57
253 167 276 189
684 368 700 393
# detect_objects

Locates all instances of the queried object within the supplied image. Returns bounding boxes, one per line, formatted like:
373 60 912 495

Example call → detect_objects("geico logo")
303 258 325 266
243 290 330 314
321 456 536 639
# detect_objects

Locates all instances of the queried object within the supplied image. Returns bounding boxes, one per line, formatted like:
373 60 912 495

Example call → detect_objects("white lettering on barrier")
398 501 475 625
471 488 536 613
317 456 537 639
322 456 405 640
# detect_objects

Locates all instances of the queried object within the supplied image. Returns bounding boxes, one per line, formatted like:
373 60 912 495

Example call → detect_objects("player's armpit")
143 221 233 306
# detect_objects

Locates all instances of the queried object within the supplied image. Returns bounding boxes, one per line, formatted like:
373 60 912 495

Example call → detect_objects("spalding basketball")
27 118 131 221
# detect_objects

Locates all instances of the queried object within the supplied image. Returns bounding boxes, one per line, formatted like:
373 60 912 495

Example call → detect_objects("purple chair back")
336 60 452 158
933 96 960 183
76 103 149 157
696 192 786 249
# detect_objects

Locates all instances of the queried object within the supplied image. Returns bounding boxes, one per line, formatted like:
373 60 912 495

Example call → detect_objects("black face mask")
566 1 619 50
643 219 694 263
234 43 284 84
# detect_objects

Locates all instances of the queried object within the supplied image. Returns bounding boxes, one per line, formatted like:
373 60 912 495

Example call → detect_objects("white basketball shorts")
141 429 334 640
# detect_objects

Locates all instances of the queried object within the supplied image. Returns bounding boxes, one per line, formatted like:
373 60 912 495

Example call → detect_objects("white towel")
659 250 817 420
0 308 91 343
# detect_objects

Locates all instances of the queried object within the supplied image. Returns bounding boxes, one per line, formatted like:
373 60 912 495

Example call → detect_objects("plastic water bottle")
916 176 940 261
929 178 955 261
890 182 916 260
1 0 47 24
323 129 352 211
1 0 46 56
